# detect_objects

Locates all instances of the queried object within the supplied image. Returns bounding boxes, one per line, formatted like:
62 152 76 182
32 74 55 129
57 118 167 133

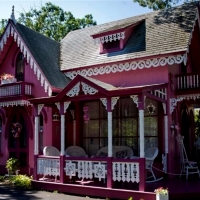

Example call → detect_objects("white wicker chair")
42 146 60 181
176 134 200 179
43 146 60 156
65 146 87 157
145 147 159 182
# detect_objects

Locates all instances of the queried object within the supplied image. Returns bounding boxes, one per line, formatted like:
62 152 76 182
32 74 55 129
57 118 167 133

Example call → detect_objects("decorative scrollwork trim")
170 97 183 114
65 54 186 79
66 82 80 97
81 82 98 95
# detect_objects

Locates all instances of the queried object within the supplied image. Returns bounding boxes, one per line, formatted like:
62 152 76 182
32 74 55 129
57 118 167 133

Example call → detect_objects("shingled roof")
13 22 70 89
60 2 198 71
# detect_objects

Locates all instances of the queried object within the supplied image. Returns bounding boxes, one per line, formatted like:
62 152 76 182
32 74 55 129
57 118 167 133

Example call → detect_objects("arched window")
15 52 24 81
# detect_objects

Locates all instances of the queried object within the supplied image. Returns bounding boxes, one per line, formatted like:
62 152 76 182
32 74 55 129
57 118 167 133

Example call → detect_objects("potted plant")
5 158 20 175
155 187 169 200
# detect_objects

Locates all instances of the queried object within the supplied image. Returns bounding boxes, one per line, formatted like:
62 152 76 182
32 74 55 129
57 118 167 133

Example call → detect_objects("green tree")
0 19 8 36
133 0 197 10
0 2 96 41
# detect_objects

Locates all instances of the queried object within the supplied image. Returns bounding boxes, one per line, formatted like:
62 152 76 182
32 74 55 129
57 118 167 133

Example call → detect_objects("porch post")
107 97 112 157
33 104 44 180
163 103 168 174
61 114 65 155
138 94 146 191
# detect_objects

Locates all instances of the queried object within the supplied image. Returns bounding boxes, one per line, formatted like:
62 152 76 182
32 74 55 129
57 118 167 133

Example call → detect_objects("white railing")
112 162 139 183
37 158 60 177
176 74 200 90
0 83 32 97
65 160 107 181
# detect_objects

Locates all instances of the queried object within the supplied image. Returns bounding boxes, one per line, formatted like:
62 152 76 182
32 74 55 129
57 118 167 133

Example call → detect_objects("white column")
164 115 168 153
73 120 76 146
139 110 144 158
34 116 39 155
108 111 112 157
61 115 65 155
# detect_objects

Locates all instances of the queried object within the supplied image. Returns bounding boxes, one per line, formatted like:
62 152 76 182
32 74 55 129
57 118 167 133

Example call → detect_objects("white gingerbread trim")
177 94 200 100
55 102 60 111
94 32 125 44
100 98 107 110
65 54 186 79
111 97 119 110
0 24 53 96
170 97 184 114
81 82 98 95
38 104 44 115
66 82 80 97
64 101 71 113
130 95 138 107
0 100 32 107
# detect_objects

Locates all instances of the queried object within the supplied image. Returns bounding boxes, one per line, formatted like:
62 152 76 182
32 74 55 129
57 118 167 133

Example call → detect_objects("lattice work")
112 162 139 183
94 162 106 181
78 161 93 179
65 161 76 179
37 158 60 176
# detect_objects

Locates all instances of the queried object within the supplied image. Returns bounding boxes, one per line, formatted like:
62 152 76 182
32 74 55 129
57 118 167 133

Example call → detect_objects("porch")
32 154 200 200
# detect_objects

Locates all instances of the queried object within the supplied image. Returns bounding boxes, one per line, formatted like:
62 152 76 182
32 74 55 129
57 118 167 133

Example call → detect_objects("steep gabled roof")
60 2 198 71
13 22 70 89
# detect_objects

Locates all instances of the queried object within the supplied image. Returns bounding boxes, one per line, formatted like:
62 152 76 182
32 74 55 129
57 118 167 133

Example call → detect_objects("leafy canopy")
0 2 96 41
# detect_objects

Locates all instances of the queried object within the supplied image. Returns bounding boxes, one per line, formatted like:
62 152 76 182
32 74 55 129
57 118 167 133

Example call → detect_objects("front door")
8 111 28 174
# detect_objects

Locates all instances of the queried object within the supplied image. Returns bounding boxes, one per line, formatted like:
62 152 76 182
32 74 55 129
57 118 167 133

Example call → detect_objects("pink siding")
92 65 169 87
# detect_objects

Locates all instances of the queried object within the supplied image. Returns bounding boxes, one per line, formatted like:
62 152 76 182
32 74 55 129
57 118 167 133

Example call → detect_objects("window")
39 114 44 154
103 40 120 52
83 97 159 156
15 52 24 81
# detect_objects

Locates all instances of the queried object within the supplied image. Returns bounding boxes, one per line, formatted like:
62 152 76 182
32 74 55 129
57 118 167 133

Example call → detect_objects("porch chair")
176 134 200 179
65 146 88 157
145 147 159 183
42 146 60 181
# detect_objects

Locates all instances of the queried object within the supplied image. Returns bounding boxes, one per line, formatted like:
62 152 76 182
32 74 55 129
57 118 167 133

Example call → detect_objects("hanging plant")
11 123 22 138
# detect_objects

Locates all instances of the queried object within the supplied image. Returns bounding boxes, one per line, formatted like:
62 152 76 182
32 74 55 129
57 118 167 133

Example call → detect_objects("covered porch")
29 75 169 200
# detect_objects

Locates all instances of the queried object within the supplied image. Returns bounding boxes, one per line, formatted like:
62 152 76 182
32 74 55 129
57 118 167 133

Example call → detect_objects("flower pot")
1 78 17 84
156 193 169 200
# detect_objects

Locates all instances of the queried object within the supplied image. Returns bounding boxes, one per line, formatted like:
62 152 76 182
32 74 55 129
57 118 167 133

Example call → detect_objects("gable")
0 20 70 96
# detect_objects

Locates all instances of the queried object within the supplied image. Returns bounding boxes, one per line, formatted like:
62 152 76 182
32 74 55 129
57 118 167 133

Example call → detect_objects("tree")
0 2 96 41
0 19 8 36
133 0 196 10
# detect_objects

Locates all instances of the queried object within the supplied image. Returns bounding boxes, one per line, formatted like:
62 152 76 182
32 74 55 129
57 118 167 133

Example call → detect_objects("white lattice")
81 82 98 95
66 82 80 97
65 54 185 79
112 162 139 183
94 32 125 44
55 102 60 111
64 101 71 113
65 161 76 179
37 158 60 177
78 161 93 179
94 162 106 181
100 98 107 109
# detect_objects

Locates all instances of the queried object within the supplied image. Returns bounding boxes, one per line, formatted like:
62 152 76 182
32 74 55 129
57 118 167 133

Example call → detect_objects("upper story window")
15 52 24 81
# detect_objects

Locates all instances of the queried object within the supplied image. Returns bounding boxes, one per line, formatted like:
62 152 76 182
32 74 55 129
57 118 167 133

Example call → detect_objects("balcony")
175 73 200 91
0 81 33 97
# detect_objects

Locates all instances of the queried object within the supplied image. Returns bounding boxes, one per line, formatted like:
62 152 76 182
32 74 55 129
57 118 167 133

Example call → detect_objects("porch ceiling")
28 75 168 104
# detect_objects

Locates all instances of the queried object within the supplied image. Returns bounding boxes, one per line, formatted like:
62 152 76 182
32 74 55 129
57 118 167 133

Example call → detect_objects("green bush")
0 175 5 182
8 175 32 189
5 158 20 174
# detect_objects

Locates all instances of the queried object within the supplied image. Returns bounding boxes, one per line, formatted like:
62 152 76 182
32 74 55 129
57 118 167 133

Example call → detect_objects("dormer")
91 20 144 53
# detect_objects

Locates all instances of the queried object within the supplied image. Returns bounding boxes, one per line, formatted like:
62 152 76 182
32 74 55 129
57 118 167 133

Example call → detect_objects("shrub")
5 158 20 174
8 175 32 189
0 175 5 182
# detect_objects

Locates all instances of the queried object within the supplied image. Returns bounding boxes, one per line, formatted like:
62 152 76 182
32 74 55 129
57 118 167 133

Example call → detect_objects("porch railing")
0 82 33 97
35 156 143 190
175 73 200 90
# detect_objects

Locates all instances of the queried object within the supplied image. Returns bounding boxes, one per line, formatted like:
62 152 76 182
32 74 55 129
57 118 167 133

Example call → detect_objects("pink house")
0 2 200 199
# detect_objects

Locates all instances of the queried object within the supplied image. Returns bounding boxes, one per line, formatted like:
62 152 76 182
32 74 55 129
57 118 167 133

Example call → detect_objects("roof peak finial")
10 5 17 24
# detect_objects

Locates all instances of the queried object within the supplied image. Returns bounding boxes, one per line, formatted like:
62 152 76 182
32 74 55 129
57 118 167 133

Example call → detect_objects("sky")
0 0 153 25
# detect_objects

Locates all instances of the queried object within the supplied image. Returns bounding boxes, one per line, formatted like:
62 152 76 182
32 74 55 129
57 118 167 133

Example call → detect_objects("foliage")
0 19 8 36
5 158 20 174
0 73 14 80
154 187 168 195
0 175 5 182
17 2 96 41
195 109 200 138
8 175 32 189
133 0 198 10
